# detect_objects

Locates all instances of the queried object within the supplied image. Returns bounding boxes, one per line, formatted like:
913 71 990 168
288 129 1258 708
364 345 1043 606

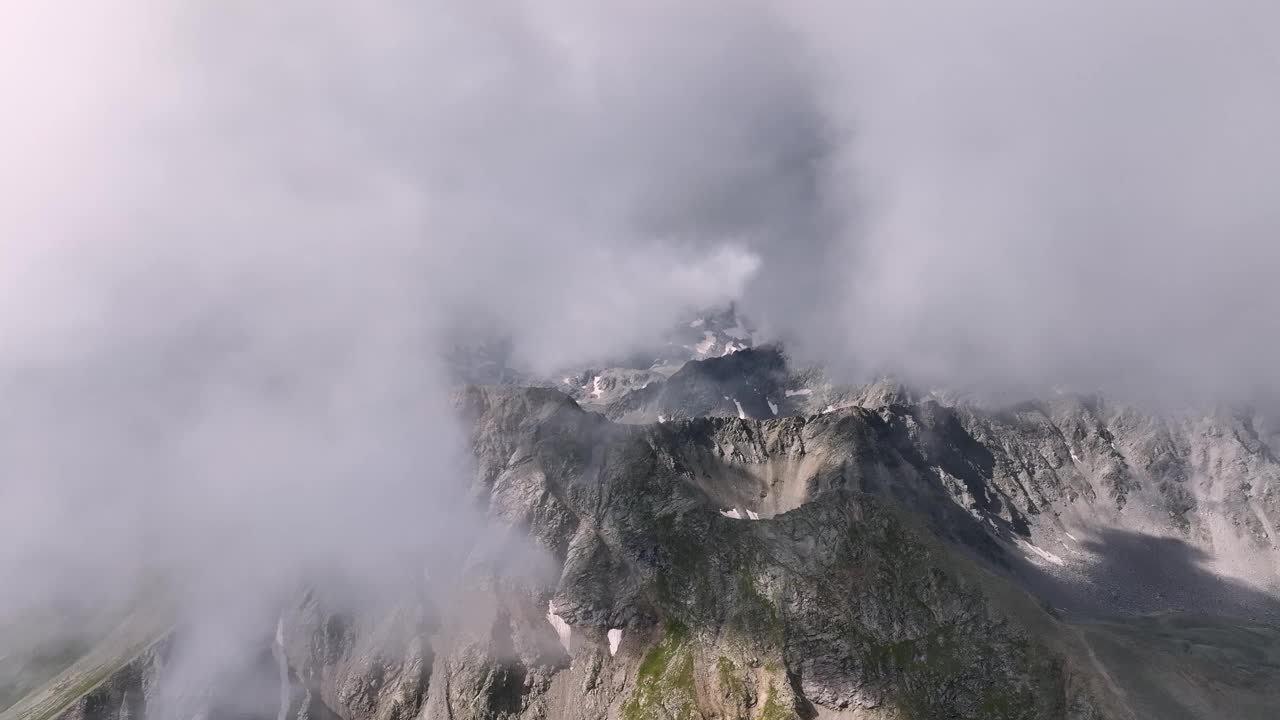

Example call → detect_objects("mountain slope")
7 355 1280 719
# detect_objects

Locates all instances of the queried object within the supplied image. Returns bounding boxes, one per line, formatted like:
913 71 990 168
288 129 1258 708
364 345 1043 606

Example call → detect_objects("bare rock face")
270 386 1109 720
26 375 1280 720
599 348 791 423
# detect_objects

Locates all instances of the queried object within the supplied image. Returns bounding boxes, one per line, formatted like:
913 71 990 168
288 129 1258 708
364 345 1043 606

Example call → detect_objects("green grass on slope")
0 603 137 711
0 604 172 720
622 622 699 720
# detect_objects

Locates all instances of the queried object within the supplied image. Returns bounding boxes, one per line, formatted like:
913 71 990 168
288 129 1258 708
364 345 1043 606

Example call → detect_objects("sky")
2 0 1279 710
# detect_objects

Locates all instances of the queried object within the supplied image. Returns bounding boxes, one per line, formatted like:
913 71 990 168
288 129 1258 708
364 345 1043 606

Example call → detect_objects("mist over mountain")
2 2 1280 720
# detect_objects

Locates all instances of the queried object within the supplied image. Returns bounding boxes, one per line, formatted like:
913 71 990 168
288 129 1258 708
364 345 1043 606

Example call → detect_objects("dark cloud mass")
1 0 1279 704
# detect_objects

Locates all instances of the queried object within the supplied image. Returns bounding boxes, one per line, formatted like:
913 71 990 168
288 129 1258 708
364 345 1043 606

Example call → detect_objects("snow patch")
590 376 604 399
767 400 778 416
1018 540 1065 566
720 508 743 520
746 509 760 520
657 415 666 423
608 629 623 656
694 332 717 355
732 398 746 419
1064 532 1078 542
546 602 572 652
1069 451 1082 463
785 388 812 397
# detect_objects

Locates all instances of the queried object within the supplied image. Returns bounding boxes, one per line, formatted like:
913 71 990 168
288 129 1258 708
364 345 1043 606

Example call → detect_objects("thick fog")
771 1 1280 400
2 0 1279 710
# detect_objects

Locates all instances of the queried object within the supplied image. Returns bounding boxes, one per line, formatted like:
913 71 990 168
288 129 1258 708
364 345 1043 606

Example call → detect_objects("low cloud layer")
2 0 1279 704
767 1 1280 400
14 2 1275 399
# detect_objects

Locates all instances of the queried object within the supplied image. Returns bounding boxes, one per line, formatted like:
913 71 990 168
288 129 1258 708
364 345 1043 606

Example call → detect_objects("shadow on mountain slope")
1070 611 1280 720
1014 528 1280 623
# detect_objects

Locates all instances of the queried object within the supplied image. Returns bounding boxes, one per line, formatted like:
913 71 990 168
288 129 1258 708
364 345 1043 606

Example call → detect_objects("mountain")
5 311 1280 720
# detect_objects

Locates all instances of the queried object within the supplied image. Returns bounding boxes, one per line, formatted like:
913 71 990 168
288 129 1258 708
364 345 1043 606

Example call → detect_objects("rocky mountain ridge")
6 313 1280 720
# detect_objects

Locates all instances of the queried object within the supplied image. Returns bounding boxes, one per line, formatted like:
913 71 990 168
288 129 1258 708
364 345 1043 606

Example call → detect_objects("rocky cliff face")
21 386 1093 720
564 347 1280 619
12 351 1280 720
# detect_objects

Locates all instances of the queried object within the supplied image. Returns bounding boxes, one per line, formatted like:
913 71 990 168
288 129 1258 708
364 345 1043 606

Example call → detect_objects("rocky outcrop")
263 386 1108 719
52 645 160 720
22 380 1280 720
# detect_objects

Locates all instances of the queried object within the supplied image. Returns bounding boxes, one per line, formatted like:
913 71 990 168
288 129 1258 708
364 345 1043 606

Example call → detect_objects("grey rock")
18 362 1280 720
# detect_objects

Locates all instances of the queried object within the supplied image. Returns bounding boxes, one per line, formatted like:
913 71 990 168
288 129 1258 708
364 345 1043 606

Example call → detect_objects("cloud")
1 0 784 600
3 0 1280 705
0 0 783 699
759 1 1280 400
